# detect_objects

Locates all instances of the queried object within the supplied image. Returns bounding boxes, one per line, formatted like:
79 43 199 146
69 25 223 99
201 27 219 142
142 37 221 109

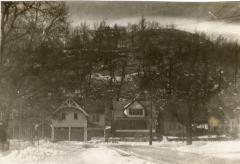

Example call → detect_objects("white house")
51 98 89 141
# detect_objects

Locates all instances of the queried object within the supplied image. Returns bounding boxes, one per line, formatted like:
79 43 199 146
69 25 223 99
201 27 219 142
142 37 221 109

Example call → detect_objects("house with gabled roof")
51 98 89 141
111 98 157 138
51 98 106 141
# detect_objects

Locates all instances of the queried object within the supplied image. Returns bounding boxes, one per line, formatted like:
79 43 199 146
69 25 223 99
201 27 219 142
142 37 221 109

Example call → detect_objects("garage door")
71 127 84 141
54 127 68 141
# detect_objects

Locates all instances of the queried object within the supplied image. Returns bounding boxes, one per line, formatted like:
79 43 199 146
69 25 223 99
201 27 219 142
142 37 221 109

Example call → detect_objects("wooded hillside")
1 2 240 145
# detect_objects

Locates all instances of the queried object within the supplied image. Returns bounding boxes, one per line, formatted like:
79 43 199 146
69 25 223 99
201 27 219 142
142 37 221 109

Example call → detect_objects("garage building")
51 98 88 141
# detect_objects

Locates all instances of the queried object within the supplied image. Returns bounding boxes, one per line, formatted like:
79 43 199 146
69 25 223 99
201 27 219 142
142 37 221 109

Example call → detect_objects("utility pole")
18 99 22 152
144 86 153 145
142 75 155 145
149 92 153 145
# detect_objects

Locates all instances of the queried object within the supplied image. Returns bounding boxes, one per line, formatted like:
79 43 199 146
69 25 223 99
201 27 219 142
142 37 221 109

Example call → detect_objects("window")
91 114 100 122
74 113 78 120
61 113 66 120
0 112 4 120
129 108 144 116
95 115 100 122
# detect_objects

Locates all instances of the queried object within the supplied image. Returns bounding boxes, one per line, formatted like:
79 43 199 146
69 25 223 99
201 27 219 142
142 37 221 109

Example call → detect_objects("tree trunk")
157 111 164 139
110 100 115 137
117 61 126 100
0 36 5 66
186 103 193 145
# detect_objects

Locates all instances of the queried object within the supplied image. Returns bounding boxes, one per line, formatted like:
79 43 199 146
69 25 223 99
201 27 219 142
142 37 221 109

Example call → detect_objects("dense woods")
1 2 240 145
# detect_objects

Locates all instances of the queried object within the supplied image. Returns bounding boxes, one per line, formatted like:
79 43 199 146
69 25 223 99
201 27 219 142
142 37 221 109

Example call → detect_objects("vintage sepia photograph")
1 1 240 163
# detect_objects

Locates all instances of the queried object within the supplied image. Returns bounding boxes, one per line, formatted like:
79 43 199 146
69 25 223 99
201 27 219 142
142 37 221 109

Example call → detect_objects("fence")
7 120 51 141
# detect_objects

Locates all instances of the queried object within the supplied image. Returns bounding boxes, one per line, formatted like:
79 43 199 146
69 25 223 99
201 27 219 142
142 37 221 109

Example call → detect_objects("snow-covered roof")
123 99 145 110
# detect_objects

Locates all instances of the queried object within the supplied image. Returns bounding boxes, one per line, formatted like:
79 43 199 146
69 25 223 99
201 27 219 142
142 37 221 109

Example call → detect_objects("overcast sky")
67 2 240 42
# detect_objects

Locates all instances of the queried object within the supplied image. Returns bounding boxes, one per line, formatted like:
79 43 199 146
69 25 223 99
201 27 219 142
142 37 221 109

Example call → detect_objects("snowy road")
2 141 240 164
0 141 153 164
110 145 240 164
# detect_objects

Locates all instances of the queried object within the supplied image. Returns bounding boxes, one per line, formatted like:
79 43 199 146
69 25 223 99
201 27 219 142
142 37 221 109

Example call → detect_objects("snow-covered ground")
0 140 153 164
1 139 240 164
173 140 240 160
110 137 240 161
